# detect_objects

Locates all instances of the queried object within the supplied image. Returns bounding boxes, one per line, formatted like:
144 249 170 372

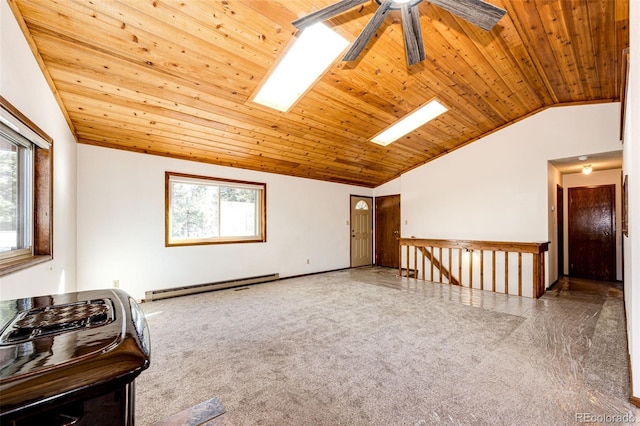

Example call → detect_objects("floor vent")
144 273 279 302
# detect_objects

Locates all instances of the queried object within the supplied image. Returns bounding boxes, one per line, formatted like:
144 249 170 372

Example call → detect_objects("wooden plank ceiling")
9 0 629 187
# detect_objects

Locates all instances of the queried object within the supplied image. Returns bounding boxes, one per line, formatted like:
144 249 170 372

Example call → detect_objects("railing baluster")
429 247 433 281
458 249 462 287
469 250 473 288
518 252 522 296
504 252 509 294
480 249 484 290
448 248 452 285
421 246 426 280
491 251 496 292
414 246 418 279
406 245 410 278
438 248 443 283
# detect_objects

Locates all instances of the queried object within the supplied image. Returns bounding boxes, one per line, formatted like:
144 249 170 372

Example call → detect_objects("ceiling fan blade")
292 0 369 30
401 4 425 66
343 0 393 62
429 0 507 31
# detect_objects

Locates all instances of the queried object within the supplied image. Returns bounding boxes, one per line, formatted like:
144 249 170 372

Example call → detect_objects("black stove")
0 289 150 426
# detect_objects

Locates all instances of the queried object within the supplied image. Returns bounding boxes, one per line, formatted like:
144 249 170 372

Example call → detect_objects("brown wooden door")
568 185 616 281
375 194 400 268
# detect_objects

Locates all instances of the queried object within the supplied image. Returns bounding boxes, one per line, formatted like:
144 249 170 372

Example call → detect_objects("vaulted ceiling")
8 0 629 187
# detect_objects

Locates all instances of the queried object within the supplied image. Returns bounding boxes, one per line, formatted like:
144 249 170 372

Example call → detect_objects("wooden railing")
399 238 550 298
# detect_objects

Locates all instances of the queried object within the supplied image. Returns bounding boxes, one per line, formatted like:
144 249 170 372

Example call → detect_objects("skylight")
253 23 349 112
371 100 448 146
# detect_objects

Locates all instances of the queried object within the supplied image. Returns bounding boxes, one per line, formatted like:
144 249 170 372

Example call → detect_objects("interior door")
568 185 616 281
351 196 373 267
375 194 400 268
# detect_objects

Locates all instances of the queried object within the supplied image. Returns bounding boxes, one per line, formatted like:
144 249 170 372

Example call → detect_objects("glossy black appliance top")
0 289 150 416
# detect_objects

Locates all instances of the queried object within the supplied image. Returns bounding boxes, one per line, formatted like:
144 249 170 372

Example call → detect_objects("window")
0 96 53 276
0 135 32 258
355 200 369 210
166 172 266 246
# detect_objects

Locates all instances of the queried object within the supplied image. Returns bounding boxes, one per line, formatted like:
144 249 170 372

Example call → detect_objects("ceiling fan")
292 0 507 66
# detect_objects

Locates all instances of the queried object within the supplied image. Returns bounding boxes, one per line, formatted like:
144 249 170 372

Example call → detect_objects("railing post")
533 253 540 298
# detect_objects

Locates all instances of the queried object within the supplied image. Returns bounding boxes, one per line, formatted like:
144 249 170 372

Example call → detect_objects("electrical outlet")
306 259 310 264
112 280 119 289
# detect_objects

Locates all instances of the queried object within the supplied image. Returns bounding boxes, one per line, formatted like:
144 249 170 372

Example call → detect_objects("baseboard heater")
144 273 279 302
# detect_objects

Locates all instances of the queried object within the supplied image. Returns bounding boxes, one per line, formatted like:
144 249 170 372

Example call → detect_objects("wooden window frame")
165 172 266 247
0 96 53 277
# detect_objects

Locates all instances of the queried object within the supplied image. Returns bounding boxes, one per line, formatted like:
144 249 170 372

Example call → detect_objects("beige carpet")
135 268 634 425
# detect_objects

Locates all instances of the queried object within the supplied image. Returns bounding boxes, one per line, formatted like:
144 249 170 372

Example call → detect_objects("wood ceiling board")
346 43 509 136
63 94 397 177
540 1 598 100
43 46 386 160
55 73 413 172
585 0 617 100
444 10 549 111
615 3 630 92
423 5 523 97
10 0 629 188
30 28 258 108
501 0 566 103
76 127 385 186
19 1 248 70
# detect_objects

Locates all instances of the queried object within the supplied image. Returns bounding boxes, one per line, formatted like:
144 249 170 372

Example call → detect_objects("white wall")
625 0 640 401
0 1 77 300
373 177 401 197
77 144 371 301
400 103 622 292
562 169 623 280
547 163 562 284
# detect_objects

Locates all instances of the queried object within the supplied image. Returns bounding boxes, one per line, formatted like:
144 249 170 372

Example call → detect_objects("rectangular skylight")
371 100 448 146
253 23 349 112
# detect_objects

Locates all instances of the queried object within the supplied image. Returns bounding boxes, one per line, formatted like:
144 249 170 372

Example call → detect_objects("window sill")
0 255 52 278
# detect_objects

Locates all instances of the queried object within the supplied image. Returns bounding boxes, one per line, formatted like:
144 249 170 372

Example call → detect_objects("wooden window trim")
165 171 266 247
0 96 53 277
